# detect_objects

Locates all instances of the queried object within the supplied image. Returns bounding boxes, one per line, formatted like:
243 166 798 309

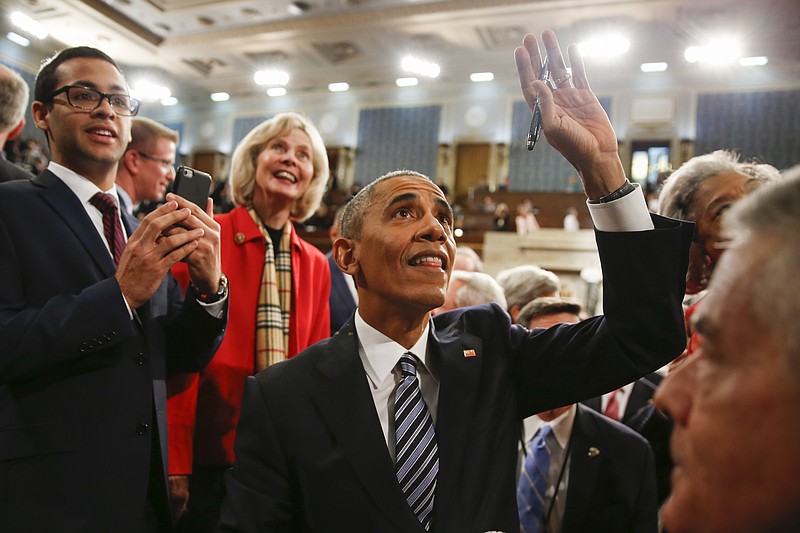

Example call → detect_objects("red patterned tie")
89 192 126 266
604 388 622 421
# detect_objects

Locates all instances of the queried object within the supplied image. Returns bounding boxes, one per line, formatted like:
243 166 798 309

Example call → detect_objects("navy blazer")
582 372 663 424
326 251 357 336
559 404 658 533
0 170 226 532
219 214 692 533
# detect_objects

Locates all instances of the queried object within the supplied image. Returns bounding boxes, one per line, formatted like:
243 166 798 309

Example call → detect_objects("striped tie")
395 352 438 530
518 424 552 533
89 192 125 266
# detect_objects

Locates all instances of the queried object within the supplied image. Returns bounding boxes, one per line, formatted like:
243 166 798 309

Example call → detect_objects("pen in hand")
526 56 550 151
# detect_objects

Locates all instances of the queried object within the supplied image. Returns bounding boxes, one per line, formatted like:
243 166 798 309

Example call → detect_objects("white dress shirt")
355 311 439 460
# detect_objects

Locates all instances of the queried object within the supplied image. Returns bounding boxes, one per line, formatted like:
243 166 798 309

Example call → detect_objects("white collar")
355 310 431 388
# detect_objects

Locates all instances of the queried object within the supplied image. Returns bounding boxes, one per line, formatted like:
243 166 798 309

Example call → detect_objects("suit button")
235 232 245 244
136 353 147 365
136 423 150 435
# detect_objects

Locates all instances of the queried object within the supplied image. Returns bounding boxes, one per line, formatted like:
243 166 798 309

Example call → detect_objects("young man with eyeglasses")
0 46 227 532
116 116 179 215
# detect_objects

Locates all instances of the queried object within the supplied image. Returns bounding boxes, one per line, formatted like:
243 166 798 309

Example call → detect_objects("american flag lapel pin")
463 349 477 358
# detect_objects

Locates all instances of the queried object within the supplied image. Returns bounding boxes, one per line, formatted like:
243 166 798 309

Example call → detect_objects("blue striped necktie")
395 352 439 530
518 424 553 533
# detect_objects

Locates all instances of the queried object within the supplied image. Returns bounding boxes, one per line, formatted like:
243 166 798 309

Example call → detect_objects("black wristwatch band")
588 180 636 204
192 274 228 304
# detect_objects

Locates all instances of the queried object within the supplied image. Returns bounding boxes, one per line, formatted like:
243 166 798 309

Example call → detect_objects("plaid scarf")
248 207 292 372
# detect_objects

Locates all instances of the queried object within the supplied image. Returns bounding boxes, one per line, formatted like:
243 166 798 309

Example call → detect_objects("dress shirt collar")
48 161 121 207
548 404 577 449
355 310 431 389
116 186 134 215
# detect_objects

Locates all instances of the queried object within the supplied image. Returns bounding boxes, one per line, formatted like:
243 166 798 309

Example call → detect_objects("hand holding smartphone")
173 166 212 209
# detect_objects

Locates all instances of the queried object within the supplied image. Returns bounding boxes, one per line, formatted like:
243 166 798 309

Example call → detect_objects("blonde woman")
168 112 331 531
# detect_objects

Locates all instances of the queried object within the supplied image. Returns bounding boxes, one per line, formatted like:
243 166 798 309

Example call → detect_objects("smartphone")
173 166 212 208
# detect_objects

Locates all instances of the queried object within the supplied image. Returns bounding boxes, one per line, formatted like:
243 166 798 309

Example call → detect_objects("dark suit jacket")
0 170 227 532
582 372 663 424
326 251 357 336
0 156 33 183
559 404 658 533
218 215 692 533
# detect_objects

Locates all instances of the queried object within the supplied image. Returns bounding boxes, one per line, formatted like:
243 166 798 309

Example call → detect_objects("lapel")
34 170 115 278
311 319 421 532
624 375 660 422
562 404 602 531
427 320 483 527
583 395 602 413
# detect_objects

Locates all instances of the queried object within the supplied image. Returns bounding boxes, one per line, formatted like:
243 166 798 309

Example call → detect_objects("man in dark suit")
518 298 658 533
327 207 357 335
218 30 692 532
581 372 663 425
0 64 34 183
0 46 227 532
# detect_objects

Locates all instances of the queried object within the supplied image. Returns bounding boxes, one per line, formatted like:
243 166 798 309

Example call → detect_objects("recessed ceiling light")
6 32 30 47
267 87 287 97
396 77 419 87
470 72 494 82
684 38 741 64
401 56 440 78
740 56 768 67
640 62 668 73
161 96 178 106
210 92 230 102
328 82 350 92
10 11 48 39
254 69 290 86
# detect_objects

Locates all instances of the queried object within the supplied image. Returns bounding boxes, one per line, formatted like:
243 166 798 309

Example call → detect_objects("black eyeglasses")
136 151 174 171
47 85 141 116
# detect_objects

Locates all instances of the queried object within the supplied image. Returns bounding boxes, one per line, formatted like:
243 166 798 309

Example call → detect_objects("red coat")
167 206 331 473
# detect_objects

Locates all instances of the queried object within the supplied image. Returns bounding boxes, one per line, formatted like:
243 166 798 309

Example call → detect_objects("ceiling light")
328 82 350 92
161 97 178 106
684 38 741 64
254 69 290 86
577 35 630 57
396 77 419 87
470 72 494 82
6 32 30 47
640 62 668 73
740 56 768 67
401 56 440 78
10 11 48 40
131 81 171 102
267 87 287 97
210 92 230 102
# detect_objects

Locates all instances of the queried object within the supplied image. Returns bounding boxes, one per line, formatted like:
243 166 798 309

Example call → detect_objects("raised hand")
515 29 626 199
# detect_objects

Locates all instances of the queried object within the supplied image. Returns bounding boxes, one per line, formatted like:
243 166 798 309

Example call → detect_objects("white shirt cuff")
587 183 654 232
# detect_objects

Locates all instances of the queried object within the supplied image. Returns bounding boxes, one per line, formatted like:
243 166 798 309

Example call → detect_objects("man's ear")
121 149 138 174
31 101 49 133
333 237 359 277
